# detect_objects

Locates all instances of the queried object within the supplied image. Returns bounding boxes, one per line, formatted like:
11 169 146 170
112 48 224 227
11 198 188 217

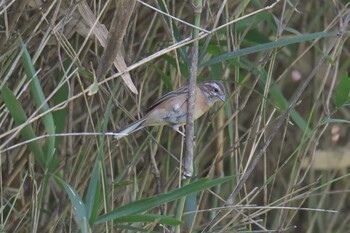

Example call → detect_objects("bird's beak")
218 95 226 102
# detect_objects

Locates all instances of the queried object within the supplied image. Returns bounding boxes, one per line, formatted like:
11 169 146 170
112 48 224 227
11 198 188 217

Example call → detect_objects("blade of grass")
87 79 120 225
1 86 45 165
52 60 70 145
85 152 102 224
20 38 56 169
96 176 233 224
55 176 91 233
322 118 350 124
199 2 274 62
184 193 196 228
334 72 350 107
114 214 182 225
201 31 336 67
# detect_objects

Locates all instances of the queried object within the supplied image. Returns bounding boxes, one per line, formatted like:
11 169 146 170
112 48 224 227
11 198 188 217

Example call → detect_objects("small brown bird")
114 80 226 139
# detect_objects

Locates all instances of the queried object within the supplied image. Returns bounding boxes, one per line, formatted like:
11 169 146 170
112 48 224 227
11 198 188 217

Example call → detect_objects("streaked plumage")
115 81 225 139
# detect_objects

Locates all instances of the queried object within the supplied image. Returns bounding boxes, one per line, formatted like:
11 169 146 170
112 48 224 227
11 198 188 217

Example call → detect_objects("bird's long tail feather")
114 118 147 139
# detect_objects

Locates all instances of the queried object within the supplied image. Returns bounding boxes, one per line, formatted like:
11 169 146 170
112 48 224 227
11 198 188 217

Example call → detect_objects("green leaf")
53 60 69 140
335 73 350 107
50 60 70 171
1 86 45 165
184 193 196 228
87 79 120 226
20 38 56 169
85 155 101 222
96 176 233 224
114 214 181 225
201 31 336 67
55 176 91 233
322 117 350 124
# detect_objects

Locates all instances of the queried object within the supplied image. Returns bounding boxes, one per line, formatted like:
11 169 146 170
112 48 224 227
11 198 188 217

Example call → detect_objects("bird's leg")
172 125 197 140
172 125 186 137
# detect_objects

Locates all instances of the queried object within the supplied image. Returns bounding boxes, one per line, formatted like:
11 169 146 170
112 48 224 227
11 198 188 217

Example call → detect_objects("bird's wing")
146 86 189 112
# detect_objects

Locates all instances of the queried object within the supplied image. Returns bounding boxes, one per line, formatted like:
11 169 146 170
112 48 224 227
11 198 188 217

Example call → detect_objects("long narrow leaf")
96 176 233 224
20 39 56 169
55 176 91 233
322 117 350 124
85 155 101 221
335 73 350 107
201 32 336 67
1 86 45 165
52 59 69 139
114 214 182 225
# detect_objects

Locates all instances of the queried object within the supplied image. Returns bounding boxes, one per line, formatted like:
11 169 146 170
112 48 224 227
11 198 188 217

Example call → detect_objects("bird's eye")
213 87 219 93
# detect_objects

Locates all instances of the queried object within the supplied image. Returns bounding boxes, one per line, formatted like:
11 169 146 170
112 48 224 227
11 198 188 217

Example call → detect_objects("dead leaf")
77 1 138 94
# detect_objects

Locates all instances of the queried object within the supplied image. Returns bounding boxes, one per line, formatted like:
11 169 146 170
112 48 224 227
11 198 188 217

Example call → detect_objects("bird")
114 80 226 139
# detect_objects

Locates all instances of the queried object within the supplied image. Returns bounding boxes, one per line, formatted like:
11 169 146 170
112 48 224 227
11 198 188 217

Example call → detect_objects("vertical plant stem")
176 1 202 232
183 0 202 179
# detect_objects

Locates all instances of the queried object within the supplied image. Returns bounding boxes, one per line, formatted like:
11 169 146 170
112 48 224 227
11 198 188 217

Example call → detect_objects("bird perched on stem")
114 80 226 139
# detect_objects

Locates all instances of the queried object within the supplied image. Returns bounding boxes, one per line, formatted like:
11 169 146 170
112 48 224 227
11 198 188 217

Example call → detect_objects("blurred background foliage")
0 0 350 232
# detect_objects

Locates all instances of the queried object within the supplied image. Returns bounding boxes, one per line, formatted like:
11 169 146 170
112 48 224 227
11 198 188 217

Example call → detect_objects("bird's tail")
114 118 147 139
